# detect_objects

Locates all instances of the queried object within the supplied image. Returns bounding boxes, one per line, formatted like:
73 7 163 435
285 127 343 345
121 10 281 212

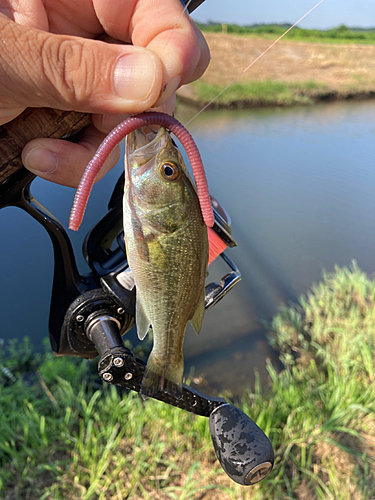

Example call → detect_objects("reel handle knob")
209 403 274 485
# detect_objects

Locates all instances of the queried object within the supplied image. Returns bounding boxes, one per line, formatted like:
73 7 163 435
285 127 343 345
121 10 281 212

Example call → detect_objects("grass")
191 79 329 108
1 261 375 499
197 23 375 45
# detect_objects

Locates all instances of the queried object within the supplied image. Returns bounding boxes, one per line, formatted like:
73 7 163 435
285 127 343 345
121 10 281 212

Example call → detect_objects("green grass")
1 261 375 499
192 79 328 107
198 23 375 45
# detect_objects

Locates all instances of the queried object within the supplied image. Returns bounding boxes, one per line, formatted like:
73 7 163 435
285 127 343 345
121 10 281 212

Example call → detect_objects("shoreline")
181 33 375 109
177 83 375 109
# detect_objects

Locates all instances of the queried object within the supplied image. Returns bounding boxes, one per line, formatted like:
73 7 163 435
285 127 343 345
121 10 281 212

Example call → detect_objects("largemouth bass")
123 126 209 399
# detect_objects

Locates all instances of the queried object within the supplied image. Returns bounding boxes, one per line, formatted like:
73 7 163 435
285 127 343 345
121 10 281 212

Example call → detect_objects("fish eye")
160 162 179 181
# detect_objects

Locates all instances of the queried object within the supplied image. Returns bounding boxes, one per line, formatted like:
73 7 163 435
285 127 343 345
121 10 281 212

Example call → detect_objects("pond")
1 99 374 396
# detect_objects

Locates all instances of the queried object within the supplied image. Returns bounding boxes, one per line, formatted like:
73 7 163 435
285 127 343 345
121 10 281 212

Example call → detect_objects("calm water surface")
1 100 375 395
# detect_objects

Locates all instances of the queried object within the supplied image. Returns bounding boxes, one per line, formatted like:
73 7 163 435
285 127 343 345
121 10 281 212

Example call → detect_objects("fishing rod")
0 0 274 487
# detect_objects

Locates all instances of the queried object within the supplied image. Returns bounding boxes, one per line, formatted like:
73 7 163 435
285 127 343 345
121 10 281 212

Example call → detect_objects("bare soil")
177 33 375 105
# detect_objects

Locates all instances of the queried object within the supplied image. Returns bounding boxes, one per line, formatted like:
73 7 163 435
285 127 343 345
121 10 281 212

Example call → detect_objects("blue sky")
191 0 375 30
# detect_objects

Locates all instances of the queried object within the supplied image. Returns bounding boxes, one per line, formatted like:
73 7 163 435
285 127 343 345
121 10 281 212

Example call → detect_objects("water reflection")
1 100 375 396
178 99 375 135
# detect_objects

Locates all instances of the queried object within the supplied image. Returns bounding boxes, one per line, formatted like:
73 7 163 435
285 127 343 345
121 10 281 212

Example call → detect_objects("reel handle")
209 404 274 485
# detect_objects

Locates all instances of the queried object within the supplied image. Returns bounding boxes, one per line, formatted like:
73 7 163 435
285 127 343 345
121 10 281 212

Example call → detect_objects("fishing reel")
0 164 273 486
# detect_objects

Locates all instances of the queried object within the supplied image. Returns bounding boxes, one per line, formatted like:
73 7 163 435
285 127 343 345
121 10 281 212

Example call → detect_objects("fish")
123 126 209 399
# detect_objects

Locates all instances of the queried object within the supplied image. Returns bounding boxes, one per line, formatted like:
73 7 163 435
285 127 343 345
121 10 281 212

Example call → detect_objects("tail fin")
140 353 183 400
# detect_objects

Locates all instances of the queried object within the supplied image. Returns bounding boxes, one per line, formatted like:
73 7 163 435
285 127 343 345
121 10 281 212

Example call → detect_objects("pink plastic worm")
69 112 214 231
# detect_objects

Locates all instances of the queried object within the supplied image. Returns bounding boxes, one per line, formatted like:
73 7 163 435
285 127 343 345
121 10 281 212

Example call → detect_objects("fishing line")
159 0 193 59
184 0 325 126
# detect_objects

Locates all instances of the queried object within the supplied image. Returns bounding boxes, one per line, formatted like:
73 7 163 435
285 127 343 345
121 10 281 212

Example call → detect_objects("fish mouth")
126 126 170 158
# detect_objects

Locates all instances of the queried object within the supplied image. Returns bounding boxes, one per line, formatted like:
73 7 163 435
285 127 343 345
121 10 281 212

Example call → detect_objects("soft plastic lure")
69 112 214 231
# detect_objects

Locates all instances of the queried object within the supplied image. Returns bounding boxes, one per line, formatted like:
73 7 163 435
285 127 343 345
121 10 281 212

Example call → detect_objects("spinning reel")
0 162 273 487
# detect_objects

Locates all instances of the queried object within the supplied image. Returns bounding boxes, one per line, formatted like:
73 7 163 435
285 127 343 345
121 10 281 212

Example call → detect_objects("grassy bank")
184 79 375 109
178 32 375 108
189 79 330 108
1 262 375 499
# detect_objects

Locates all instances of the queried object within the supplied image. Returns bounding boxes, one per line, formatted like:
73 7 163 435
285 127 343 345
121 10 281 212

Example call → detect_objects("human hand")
0 0 209 186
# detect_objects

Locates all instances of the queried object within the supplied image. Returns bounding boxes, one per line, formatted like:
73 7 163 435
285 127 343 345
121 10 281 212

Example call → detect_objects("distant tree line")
197 22 375 42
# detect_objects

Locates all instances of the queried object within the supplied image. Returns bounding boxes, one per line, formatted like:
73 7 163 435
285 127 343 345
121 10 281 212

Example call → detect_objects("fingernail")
113 53 156 101
23 146 58 173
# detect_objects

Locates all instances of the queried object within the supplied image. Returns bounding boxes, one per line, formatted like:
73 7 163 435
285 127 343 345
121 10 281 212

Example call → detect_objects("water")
1 100 374 395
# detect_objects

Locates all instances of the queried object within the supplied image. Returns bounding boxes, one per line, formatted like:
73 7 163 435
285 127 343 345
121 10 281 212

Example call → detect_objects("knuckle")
40 37 98 107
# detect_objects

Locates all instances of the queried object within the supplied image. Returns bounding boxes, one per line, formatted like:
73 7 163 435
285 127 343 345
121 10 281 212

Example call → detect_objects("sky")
191 0 375 30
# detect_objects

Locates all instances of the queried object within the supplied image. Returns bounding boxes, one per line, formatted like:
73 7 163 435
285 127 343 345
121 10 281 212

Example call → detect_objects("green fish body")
123 127 208 399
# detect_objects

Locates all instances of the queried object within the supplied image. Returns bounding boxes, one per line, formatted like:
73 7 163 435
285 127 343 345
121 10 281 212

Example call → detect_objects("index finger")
93 0 210 104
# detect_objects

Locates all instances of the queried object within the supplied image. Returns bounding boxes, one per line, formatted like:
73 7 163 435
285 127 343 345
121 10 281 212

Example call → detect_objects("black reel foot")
209 404 274 485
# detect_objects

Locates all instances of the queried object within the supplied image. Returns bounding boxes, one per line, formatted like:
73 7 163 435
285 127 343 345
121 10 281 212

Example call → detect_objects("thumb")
0 16 163 118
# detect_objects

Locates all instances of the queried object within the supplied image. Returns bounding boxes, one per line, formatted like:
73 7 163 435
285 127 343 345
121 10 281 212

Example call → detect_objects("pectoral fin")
189 287 205 334
136 295 151 340
148 238 168 269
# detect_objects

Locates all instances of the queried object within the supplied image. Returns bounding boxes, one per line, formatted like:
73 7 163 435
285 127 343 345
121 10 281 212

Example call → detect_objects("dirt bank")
177 33 375 107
